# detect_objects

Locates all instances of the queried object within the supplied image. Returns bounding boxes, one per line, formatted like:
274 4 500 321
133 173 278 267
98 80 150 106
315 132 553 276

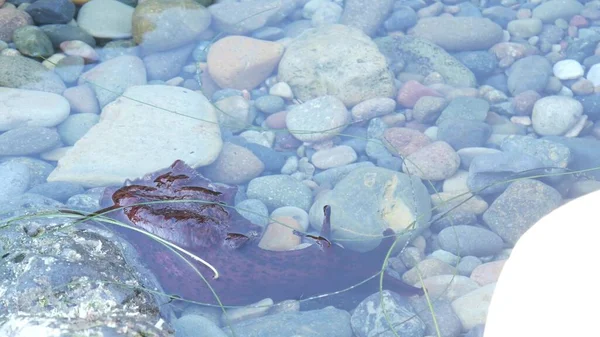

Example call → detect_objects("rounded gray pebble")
255 95 286 114
437 225 504 257
0 161 31 201
246 175 313 211
57 113 100 146
457 255 483 276
0 126 61 155
173 314 228 337
235 198 269 227
28 181 85 203
12 25 54 58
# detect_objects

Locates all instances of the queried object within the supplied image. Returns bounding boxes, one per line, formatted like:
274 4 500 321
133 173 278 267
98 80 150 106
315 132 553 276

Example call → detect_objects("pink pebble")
396 80 442 108
570 15 589 28
265 111 287 129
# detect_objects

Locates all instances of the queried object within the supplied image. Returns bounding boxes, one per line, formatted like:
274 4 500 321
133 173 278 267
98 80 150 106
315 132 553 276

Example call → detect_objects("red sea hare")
93 160 424 307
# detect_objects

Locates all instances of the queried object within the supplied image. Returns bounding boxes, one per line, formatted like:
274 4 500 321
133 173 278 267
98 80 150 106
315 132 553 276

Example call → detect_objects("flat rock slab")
48 85 222 187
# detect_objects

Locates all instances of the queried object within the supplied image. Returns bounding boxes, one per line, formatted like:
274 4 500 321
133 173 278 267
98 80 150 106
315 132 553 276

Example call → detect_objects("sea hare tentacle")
97 160 424 306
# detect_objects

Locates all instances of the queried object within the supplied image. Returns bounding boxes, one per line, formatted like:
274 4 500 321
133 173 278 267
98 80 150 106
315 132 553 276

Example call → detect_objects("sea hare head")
100 160 258 250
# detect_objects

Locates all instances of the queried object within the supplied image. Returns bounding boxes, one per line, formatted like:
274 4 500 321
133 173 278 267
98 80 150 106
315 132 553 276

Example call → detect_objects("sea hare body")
98 160 423 306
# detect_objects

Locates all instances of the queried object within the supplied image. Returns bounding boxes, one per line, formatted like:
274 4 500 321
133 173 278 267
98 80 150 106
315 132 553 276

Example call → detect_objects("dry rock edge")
47 85 222 187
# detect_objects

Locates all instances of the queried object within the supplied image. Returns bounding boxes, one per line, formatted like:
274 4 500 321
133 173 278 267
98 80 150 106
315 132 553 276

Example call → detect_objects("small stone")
54 55 85 83
553 59 584 80
265 111 288 129
402 141 460 181
207 35 284 90
451 283 496 331
457 256 483 276
0 87 69 131
12 25 54 58
286 95 350 143
507 18 542 39
0 161 30 202
512 90 540 115
258 216 304 251
383 127 432 157
235 199 269 228
412 96 447 123
221 298 273 325
397 80 442 108
417 275 480 301
483 179 562 245
27 181 85 203
311 145 357 169
202 142 264 185
0 126 61 155
437 225 503 257
351 290 426 337
62 84 100 115
56 113 99 146
247 175 313 211
571 78 595 95
77 0 134 39
431 191 489 215
532 95 583 136
25 0 75 25
409 16 504 51
60 40 99 63
270 206 309 231
470 260 506 285
402 258 457 286
254 95 285 114
350 97 396 121
0 7 33 42
269 82 293 99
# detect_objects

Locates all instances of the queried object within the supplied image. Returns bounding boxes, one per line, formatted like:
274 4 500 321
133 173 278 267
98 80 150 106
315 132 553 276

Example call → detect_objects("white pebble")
552 59 584 80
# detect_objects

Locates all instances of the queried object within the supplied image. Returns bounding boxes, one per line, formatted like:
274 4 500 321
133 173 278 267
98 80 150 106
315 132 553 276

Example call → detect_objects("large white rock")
47 85 222 187
484 190 600 337
0 88 70 131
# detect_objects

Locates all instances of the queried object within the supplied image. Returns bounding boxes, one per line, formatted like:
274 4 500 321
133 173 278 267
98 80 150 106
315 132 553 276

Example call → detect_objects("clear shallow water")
0 0 599 336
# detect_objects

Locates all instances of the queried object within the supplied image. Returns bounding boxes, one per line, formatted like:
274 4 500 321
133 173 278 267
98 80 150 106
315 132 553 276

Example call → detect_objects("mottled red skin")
96 160 424 307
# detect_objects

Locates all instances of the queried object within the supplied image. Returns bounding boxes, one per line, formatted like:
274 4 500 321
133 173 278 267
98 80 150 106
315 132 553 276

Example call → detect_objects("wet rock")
376 35 477 88
507 55 552 95
40 24 96 48
209 0 295 35
0 55 65 94
286 95 351 143
467 152 545 195
309 166 431 252
409 16 503 52
0 7 33 42
78 55 147 107
0 126 61 156
483 179 562 245
246 175 313 211
12 25 54 57
278 24 395 107
340 0 393 36
47 85 222 188
224 306 352 337
77 0 134 39
351 290 426 337
0 88 69 131
25 0 75 24
0 161 30 202
207 35 284 90
437 225 504 257
0 209 173 336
